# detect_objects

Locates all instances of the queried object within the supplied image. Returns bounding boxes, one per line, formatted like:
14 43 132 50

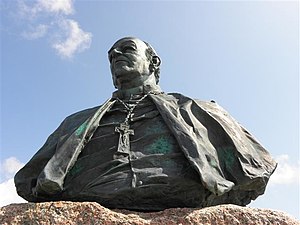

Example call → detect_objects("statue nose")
109 48 122 63
111 49 122 57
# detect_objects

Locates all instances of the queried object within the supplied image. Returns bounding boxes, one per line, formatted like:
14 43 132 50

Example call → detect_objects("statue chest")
82 98 180 157
63 98 200 206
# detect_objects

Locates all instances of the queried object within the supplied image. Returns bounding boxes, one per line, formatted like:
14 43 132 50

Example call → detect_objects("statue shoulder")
165 92 229 116
64 105 101 122
166 92 217 107
60 105 102 133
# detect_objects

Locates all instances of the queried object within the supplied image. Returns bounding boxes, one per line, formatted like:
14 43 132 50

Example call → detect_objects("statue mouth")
115 60 128 64
114 56 129 64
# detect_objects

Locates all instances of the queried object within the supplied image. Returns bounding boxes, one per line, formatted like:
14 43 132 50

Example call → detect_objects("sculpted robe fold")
15 92 276 209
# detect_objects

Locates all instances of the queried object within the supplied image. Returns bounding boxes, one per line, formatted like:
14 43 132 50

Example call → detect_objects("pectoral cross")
115 122 134 155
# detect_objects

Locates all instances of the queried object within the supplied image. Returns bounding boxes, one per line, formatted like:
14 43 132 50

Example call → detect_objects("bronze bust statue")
15 37 277 211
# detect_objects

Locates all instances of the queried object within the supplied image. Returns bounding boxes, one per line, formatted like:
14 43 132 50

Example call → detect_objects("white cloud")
18 0 74 18
37 0 74 15
0 178 27 207
22 24 48 40
1 157 24 180
0 157 26 206
52 19 92 59
15 0 92 59
269 154 300 185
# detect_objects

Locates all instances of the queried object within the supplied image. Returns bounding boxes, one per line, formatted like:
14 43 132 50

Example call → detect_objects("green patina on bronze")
145 137 173 154
209 157 218 168
143 121 174 154
68 163 83 176
218 147 236 169
75 121 88 136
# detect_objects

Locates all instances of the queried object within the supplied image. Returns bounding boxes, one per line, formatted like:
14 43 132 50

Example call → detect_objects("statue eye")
122 46 135 53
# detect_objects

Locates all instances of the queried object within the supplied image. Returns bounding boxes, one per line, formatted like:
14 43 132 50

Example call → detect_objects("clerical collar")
112 84 163 99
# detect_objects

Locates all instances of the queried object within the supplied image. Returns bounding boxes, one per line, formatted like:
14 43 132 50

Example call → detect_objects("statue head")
108 37 161 91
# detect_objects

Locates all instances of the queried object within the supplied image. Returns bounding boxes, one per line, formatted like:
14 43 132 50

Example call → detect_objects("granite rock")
0 201 299 225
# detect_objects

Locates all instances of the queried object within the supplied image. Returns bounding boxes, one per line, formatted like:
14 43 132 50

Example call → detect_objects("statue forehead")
109 37 147 51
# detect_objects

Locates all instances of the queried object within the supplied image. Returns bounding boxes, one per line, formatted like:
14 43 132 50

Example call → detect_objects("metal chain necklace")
114 93 150 156
116 93 150 124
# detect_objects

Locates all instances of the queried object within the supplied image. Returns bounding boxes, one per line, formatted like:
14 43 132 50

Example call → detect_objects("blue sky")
1 0 299 219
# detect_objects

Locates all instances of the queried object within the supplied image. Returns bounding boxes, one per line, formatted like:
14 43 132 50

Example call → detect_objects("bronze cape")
15 93 276 206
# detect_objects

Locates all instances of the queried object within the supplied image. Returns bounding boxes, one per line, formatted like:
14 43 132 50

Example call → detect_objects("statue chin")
115 76 151 92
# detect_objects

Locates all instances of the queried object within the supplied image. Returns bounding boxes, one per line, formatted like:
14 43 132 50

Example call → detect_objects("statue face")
108 38 152 90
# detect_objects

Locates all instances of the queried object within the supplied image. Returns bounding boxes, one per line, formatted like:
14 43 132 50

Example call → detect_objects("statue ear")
152 56 161 67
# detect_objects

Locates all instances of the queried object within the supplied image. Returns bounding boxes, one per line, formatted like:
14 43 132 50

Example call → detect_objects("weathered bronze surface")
15 37 277 211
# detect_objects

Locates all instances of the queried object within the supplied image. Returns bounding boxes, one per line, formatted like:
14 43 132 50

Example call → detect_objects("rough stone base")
0 201 299 225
